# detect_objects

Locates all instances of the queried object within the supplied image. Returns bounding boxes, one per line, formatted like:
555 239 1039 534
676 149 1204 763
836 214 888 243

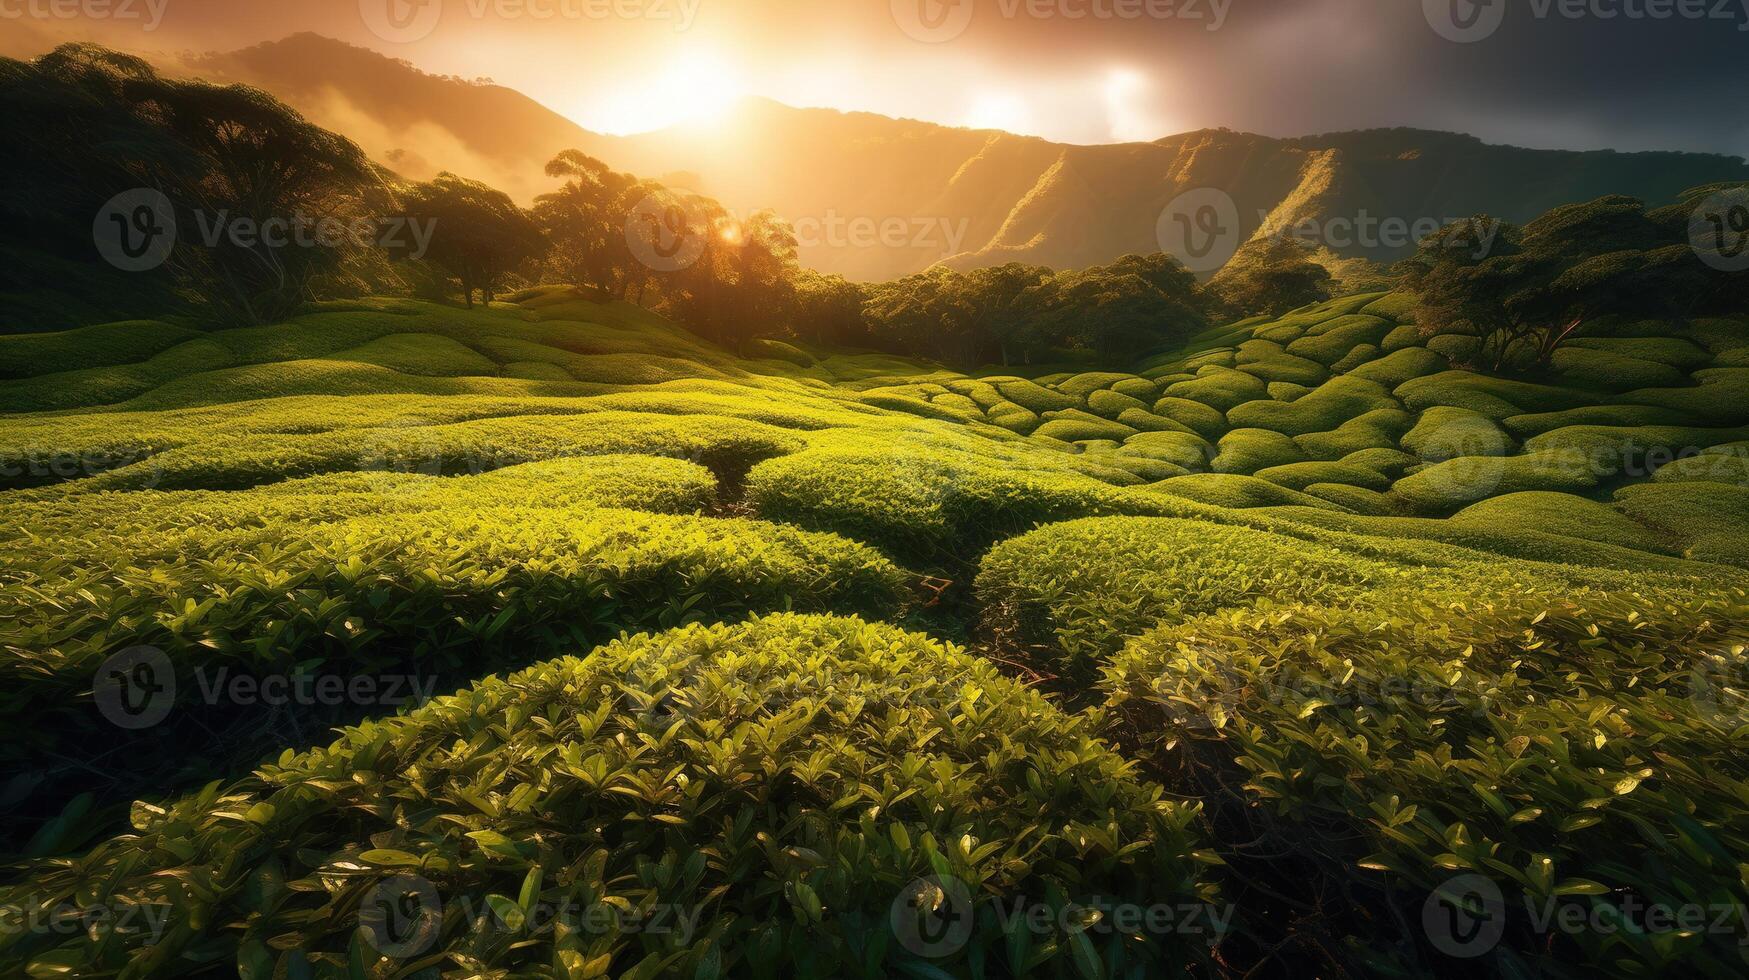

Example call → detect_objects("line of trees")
7 43 1744 374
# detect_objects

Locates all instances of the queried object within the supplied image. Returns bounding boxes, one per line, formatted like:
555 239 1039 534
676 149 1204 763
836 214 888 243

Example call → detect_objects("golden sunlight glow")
585 48 748 135
963 92 1032 134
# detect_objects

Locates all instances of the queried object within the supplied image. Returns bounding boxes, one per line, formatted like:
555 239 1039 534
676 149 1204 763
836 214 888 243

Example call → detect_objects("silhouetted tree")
396 173 547 307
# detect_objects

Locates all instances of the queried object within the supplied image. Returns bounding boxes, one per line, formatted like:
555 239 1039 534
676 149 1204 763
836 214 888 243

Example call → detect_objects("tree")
396 173 547 307
3 44 385 327
1025 268 1206 362
1206 236 1333 319
1402 196 1726 372
533 150 640 298
788 270 869 347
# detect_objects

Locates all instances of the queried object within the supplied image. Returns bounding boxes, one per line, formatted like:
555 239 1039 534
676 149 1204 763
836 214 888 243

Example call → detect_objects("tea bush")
0 615 1218 979
1101 586 1749 976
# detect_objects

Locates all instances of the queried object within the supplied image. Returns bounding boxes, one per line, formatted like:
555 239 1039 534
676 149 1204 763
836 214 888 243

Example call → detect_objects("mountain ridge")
167 33 1749 281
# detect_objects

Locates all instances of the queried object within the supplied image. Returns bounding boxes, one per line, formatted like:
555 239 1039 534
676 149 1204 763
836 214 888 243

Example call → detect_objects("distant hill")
183 34 1749 282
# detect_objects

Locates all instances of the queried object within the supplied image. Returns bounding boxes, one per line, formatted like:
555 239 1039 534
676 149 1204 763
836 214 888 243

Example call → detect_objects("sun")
963 92 1032 134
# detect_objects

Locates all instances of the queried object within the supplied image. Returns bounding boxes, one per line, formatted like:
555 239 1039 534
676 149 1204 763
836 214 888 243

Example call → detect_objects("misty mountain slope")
185 34 1749 281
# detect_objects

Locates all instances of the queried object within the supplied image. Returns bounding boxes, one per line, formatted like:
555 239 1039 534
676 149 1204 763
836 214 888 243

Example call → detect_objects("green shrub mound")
1379 324 1424 353
1033 411 1139 444
1232 348 1329 387
1120 430 1216 471
1613 482 1749 567
1085 388 1150 419
0 505 908 756
1210 428 1308 475
1450 492 1675 554
1101 589 1749 977
1298 482 1398 515
1150 397 1228 439
1567 336 1715 370
1651 450 1749 486
743 433 1208 561
0 615 1216 979
1398 372 1599 421
0 319 202 380
1265 381 1311 403
1550 347 1689 392
1163 368 1268 412
978 517 1398 670
1149 473 1340 512
1393 450 1600 514
1338 447 1420 480
1293 408 1416 459
332 334 504 377
1342 347 1447 388
1055 371 1144 401
1328 343 1380 375
1253 461 1392 492
1115 407 1198 435
1501 405 1699 439
1617 371 1749 425
1225 377 1397 437
1401 407 1513 462
1284 315 1391 366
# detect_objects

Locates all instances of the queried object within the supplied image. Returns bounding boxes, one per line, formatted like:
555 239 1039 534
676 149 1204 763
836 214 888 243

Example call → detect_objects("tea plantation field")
1 288 1746 978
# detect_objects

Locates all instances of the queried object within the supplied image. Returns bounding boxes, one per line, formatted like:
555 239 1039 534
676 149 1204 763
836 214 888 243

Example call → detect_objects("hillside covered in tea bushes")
1 288 1746 978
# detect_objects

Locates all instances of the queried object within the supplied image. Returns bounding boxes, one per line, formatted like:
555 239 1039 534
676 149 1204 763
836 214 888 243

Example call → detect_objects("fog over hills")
185 33 1749 281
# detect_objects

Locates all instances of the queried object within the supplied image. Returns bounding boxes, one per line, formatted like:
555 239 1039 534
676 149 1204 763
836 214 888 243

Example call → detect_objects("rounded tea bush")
0 615 1217 979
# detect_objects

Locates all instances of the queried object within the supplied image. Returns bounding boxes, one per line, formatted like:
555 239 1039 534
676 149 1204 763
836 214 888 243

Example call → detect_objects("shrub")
1615 370 1749 425
1380 324 1424 353
1285 315 1391 365
1338 447 1419 480
0 319 202 380
1253 461 1392 492
1210 428 1309 474
1501 405 1698 439
1392 450 1600 513
1150 473 1341 511
1233 347 1329 387
1266 381 1310 402
332 333 503 377
1343 347 1448 388
1450 491 1675 554
1055 371 1143 401
1101 588 1749 977
1401 407 1513 463
1121 430 1217 471
978 517 1397 670
1651 451 1749 486
0 614 1217 980
1085 388 1151 419
1293 408 1416 459
1116 408 1199 435
1151 397 1229 439
1566 336 1714 370
1033 412 1139 443
745 337 816 367
1164 368 1269 412
1110 377 1160 401
990 379 1079 413
0 506 909 761
1397 372 1600 420
1550 347 1688 392
1225 377 1398 437
1328 343 1380 374
1298 482 1397 515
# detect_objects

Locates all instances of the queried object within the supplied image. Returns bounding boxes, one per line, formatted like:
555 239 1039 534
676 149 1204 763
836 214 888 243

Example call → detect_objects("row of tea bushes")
0 615 1220 979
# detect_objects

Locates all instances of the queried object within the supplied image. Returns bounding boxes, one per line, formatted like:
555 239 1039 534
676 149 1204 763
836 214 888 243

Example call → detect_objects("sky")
3 0 1746 156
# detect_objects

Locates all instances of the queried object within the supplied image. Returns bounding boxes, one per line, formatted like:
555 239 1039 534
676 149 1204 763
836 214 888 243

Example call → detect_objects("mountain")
181 34 1749 282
